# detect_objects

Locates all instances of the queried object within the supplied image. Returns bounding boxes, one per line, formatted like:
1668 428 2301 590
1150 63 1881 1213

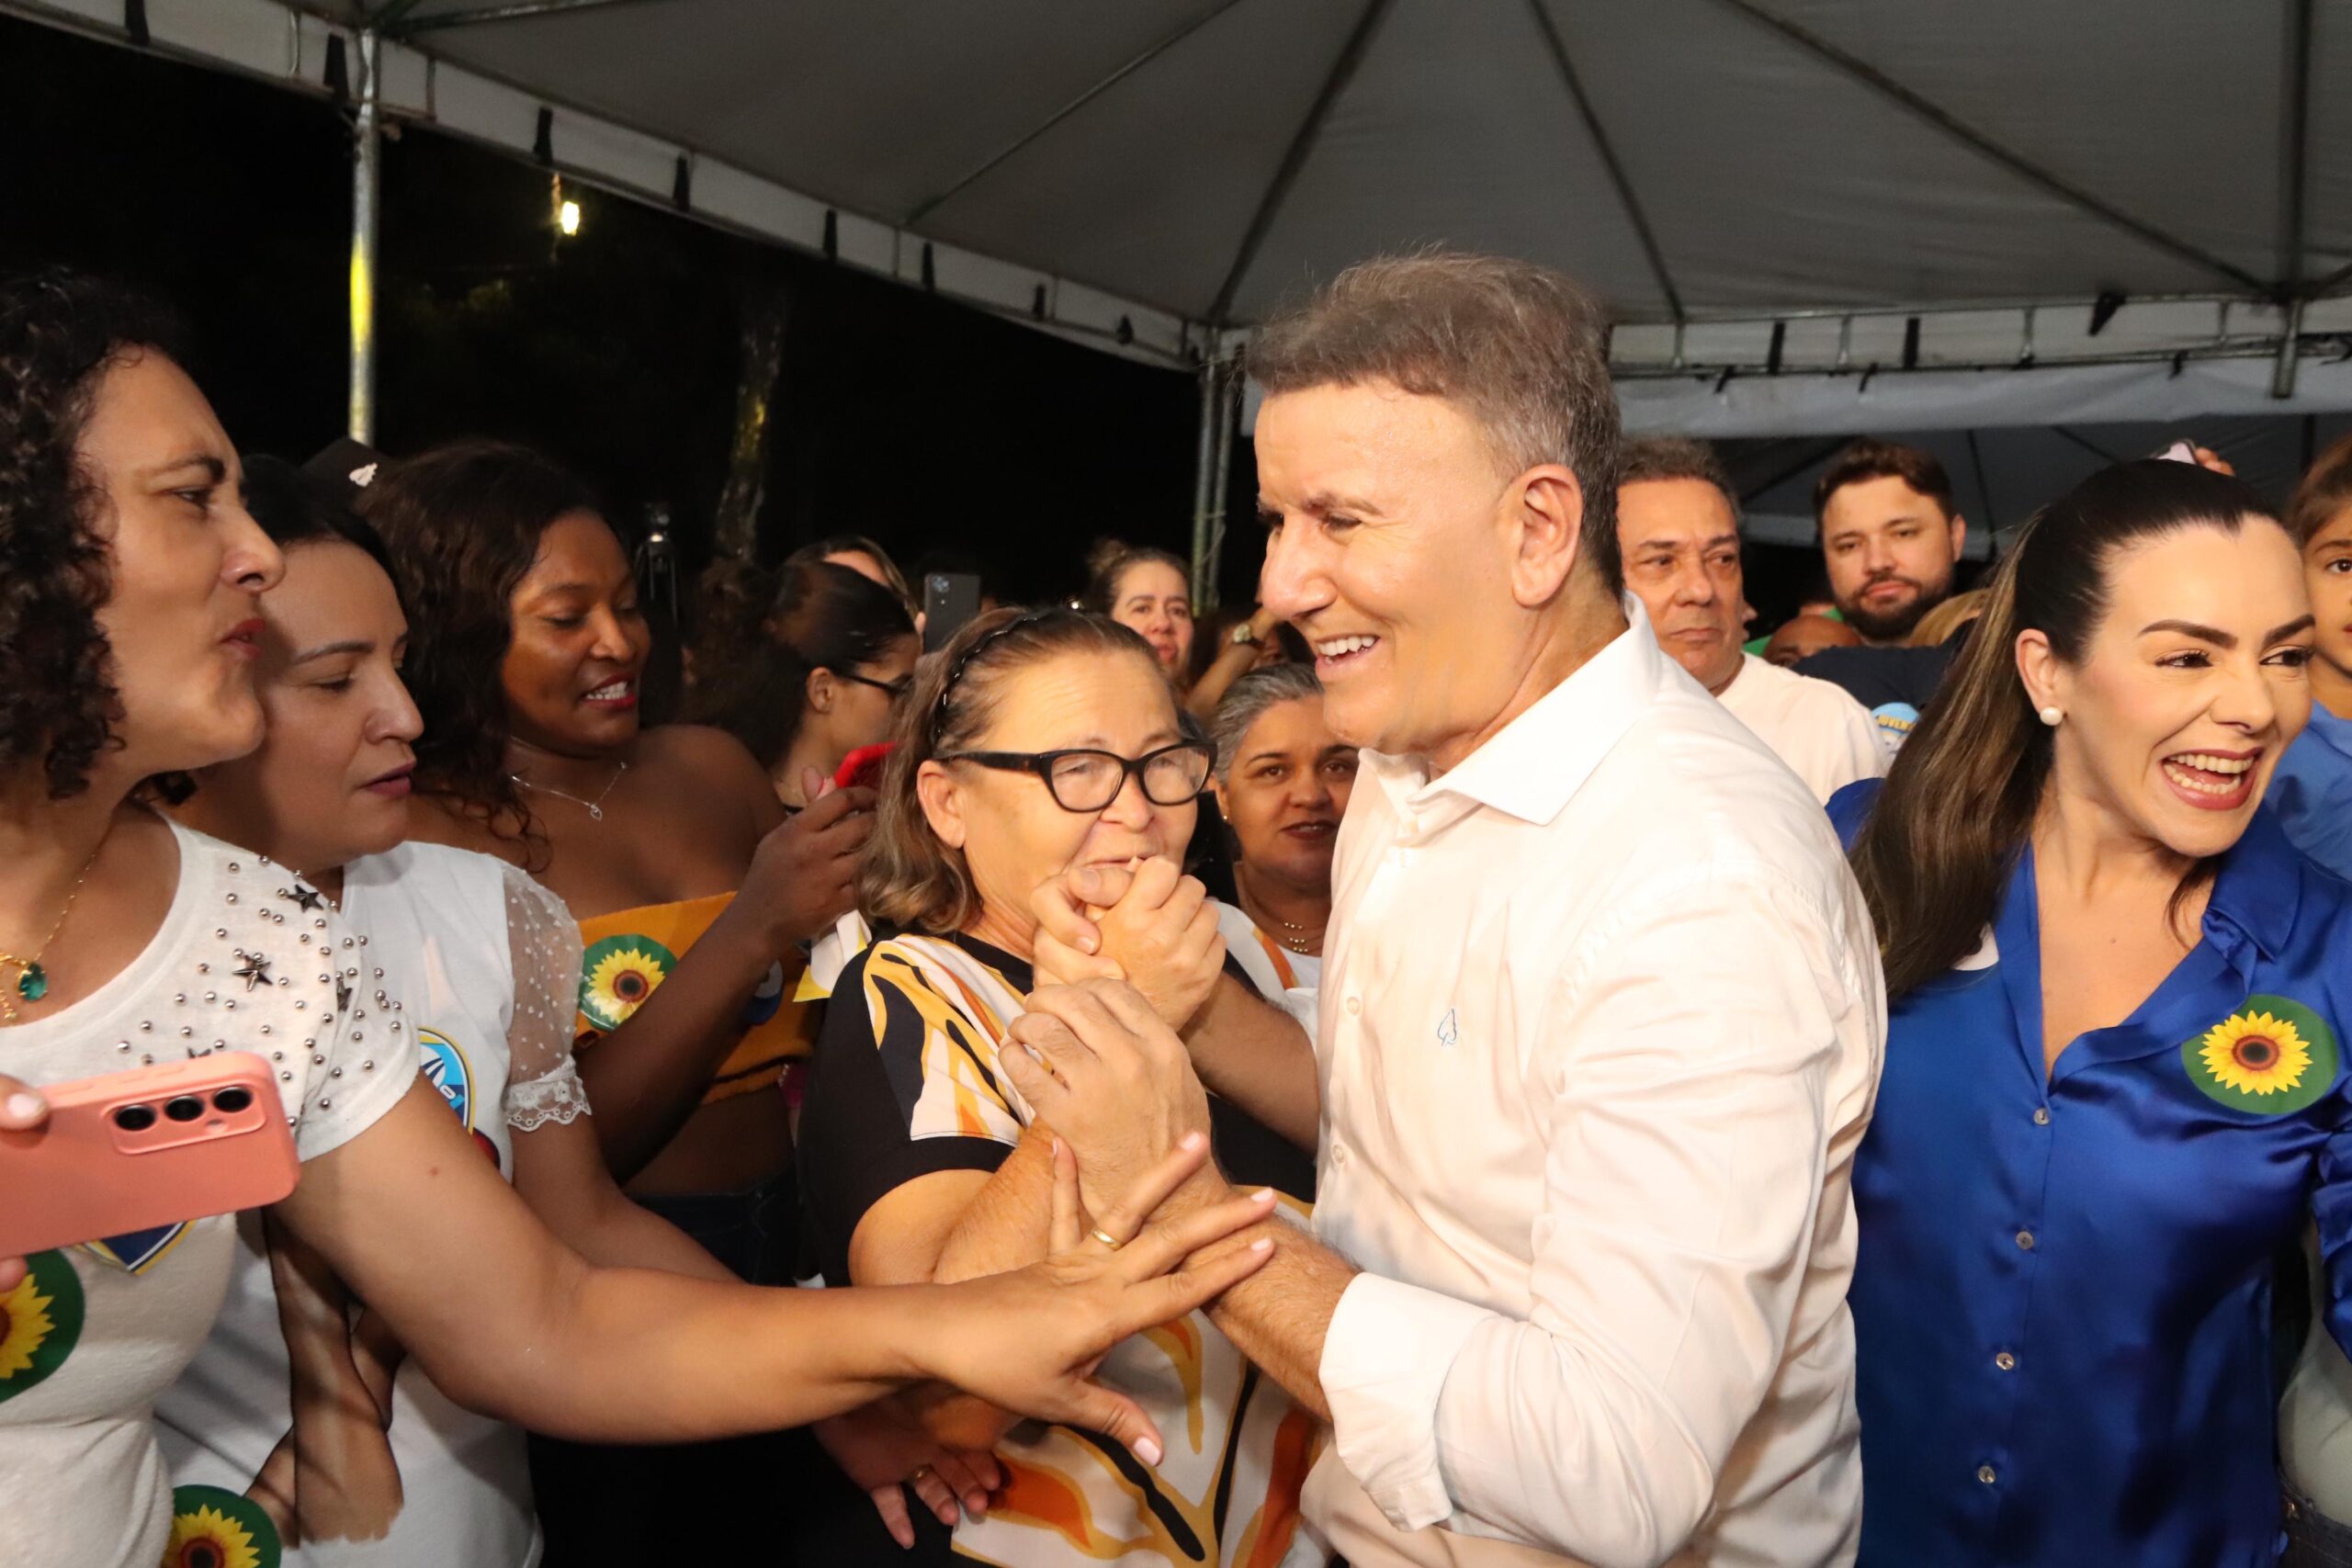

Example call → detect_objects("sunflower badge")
2181 994 2340 1116
163 1485 280 1568
0 1249 84 1406
578 934 679 1032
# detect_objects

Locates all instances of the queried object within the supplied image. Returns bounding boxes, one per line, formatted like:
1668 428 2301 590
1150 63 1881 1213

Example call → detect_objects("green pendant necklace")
0 842 101 1022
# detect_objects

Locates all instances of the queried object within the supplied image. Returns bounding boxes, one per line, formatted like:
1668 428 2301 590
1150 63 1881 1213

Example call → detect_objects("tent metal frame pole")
2277 0 2314 292
1523 0 1683 321
388 0 692 37
2272 296 2306 400
348 27 381 443
1204 362 1240 610
1189 343 1236 609
1706 0 2268 296
1208 0 1398 326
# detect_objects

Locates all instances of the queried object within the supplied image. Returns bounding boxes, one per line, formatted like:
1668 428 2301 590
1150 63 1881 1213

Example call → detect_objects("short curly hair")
356 439 606 858
0 271 188 800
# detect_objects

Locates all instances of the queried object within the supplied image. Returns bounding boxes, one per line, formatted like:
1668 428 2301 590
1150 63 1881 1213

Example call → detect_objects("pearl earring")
2039 705 2064 727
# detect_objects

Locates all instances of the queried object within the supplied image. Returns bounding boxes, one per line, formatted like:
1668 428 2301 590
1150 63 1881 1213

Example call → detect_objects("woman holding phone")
0 271 1276 1568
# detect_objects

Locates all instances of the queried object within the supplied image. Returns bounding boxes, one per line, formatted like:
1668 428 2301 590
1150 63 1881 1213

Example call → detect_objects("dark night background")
0 12 1254 609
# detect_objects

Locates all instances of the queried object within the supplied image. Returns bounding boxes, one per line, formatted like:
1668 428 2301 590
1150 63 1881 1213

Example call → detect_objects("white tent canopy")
15 0 2352 577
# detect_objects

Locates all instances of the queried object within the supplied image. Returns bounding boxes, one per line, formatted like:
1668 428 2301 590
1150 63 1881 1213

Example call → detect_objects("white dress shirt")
1714 653 1885 805
1304 608 1884 1568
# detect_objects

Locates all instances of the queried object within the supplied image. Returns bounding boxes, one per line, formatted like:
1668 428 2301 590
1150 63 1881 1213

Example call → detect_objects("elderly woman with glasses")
797 608 1324 1566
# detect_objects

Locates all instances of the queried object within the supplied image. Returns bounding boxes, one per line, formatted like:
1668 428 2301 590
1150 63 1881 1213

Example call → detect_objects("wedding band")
910 1464 936 1485
1088 1225 1125 1251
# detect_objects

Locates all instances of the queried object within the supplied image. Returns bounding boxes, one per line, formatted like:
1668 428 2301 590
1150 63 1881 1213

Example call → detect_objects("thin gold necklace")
0 840 104 1021
1239 873 1323 955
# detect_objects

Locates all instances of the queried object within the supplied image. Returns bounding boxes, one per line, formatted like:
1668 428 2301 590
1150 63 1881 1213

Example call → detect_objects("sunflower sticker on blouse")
578 934 678 1032
0 1249 83 1405
163 1484 281 1568
2181 994 2340 1116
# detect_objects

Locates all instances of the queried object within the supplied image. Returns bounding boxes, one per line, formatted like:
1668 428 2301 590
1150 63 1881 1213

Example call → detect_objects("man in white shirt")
1007 253 1884 1567
1617 435 1883 803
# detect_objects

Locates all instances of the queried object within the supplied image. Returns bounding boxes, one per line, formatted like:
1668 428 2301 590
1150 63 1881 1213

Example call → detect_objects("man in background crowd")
1618 436 1882 802
1795 437 1971 757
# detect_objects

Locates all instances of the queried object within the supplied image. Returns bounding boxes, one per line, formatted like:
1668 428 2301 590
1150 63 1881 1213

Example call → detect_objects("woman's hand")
0 1075 49 1291
814 1398 1001 1550
1028 859 1224 1030
1003 981 1216 1220
733 777 875 951
918 1135 1274 1466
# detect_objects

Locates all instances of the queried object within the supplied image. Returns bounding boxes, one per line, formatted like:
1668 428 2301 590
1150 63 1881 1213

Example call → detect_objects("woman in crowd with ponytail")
1831 459 2352 1566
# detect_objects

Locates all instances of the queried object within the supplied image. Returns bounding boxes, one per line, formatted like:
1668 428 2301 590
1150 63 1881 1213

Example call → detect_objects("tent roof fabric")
319 0 2351 330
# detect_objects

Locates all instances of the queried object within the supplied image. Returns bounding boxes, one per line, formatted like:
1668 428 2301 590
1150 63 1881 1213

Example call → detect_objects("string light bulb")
559 199 582 236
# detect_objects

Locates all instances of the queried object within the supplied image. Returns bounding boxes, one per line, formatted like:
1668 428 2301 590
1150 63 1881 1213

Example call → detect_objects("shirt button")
1345 995 1363 1016
2016 1230 2036 1251
1977 1464 1997 1485
1994 1351 2017 1371
2032 1107 2051 1126
1331 1141 1350 1167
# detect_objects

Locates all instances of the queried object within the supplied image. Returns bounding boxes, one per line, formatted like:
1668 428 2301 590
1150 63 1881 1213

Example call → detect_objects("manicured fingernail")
1050 1136 1063 1157
1079 935 1098 953
1253 1188 1276 1203
1136 1438 1163 1466
1250 1237 1273 1251
1179 1131 1206 1151
6 1093 43 1120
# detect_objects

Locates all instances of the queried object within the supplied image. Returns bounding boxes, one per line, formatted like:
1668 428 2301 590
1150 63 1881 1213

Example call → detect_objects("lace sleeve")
500 864 593 1132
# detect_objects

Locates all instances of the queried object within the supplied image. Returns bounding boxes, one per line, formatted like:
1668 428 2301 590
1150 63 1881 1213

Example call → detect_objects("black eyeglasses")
938 740 1215 813
834 670 913 703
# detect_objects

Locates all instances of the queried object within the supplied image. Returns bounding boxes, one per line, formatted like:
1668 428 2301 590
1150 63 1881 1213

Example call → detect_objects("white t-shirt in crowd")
156 841 591 1568
0 821 417 1568
1714 652 1886 805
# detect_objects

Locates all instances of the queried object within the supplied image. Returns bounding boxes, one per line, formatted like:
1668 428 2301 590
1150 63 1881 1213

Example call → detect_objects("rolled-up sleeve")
1317 871 1866 1568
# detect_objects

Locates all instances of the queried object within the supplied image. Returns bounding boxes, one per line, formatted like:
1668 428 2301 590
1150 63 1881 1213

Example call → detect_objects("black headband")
924 606 1070 747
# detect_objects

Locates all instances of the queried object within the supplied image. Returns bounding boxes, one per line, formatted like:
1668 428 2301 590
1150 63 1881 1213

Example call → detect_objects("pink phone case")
0 1053 300 1259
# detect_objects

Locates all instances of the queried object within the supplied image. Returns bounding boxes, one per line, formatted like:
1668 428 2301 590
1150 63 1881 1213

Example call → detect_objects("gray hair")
1247 250 1623 595
1211 662 1325 784
1618 435 1741 523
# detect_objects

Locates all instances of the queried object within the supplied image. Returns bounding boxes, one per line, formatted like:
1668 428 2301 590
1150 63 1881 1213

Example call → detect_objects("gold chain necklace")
0 840 104 1022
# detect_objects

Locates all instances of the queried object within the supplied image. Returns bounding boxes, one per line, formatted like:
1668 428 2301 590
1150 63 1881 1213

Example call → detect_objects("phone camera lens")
211 1086 254 1113
113 1103 157 1132
164 1095 206 1122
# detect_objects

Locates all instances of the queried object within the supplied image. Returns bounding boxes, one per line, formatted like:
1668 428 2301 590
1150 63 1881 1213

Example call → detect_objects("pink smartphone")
0 1053 299 1259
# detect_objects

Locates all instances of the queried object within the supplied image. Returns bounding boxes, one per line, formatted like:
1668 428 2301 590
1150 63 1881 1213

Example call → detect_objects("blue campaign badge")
1871 702 1921 752
416 1027 474 1131
741 962 786 1027
83 1223 190 1274
1437 1008 1459 1048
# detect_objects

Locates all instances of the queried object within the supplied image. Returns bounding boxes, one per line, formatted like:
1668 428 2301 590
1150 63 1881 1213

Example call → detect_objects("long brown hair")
1851 460 2281 999
862 606 1159 935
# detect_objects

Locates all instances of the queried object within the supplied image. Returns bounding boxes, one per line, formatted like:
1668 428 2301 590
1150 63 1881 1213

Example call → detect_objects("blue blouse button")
2032 1106 2051 1125
2015 1230 2036 1251
1977 1464 1998 1485
1994 1350 2017 1371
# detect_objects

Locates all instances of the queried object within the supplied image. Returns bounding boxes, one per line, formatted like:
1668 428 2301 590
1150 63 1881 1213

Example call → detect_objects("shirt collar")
2203 804 2303 968
1359 598 1662 829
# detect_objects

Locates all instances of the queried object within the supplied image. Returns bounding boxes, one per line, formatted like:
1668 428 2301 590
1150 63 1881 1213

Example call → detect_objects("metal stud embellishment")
280 884 325 912
232 952 273 991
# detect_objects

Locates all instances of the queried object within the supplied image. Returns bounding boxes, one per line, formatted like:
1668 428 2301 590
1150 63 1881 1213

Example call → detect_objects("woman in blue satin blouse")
1830 459 2352 1567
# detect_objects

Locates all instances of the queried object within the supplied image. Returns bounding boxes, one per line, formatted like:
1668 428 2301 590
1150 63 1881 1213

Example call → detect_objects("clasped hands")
1000 858 1238 1236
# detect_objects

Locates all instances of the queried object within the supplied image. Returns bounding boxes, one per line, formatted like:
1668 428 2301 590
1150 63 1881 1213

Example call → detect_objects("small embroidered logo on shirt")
1436 1009 1458 1048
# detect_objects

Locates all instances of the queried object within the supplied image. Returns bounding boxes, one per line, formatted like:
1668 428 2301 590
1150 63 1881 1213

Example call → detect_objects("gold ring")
910 1464 936 1485
1088 1225 1125 1252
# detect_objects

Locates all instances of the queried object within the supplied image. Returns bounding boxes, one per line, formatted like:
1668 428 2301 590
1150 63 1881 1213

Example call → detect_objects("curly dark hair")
356 439 605 852
0 271 188 800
